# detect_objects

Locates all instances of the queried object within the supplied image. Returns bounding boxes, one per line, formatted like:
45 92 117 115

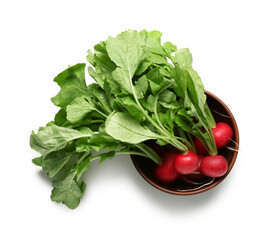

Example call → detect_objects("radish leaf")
105 112 159 144
51 172 86 209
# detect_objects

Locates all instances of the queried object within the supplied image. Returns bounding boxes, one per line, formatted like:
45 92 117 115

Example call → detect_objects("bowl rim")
131 90 239 195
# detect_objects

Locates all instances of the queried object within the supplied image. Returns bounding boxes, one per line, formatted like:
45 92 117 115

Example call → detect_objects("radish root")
225 146 239 152
228 137 239 147
225 137 240 152
211 109 231 118
180 175 208 185
177 178 215 192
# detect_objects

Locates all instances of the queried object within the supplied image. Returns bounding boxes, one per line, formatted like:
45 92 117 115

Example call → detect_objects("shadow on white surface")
131 166 228 214
37 170 51 185
84 154 229 213
35 153 230 213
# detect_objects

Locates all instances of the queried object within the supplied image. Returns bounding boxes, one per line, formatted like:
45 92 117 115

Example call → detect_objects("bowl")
131 90 239 195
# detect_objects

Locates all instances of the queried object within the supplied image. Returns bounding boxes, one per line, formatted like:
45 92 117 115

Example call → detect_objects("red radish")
154 152 179 184
187 155 206 181
194 122 234 154
174 151 199 175
194 138 208 155
196 154 204 172
212 122 233 149
200 155 228 177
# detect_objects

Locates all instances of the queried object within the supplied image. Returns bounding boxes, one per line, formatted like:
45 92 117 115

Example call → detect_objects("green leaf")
32 156 43 166
140 29 162 43
87 66 104 88
66 96 99 124
140 30 166 56
175 48 192 67
76 130 122 153
158 90 176 103
105 112 159 144
146 68 173 95
94 41 108 54
86 49 96 66
116 95 146 122
144 51 169 65
86 49 113 89
174 115 193 132
157 110 175 133
94 42 116 72
51 64 89 109
87 42 116 73
78 126 94 135
135 59 151 75
135 75 148 95
187 67 206 108
30 125 92 155
98 151 116 163
54 109 67 126
163 41 177 55
158 100 180 109
43 151 74 178
51 153 79 182
112 66 133 93
134 75 149 99
51 172 86 209
185 68 210 129
204 102 216 128
87 83 112 114
106 30 144 93
147 94 156 112
173 49 208 124
156 139 169 146
171 64 190 103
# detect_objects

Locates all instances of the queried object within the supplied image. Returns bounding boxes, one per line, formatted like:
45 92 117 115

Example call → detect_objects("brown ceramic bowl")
131 91 239 195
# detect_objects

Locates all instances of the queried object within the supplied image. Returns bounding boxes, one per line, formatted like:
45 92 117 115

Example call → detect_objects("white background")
1 0 272 239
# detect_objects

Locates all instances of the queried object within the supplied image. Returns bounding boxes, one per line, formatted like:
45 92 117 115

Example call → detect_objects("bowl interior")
131 91 239 195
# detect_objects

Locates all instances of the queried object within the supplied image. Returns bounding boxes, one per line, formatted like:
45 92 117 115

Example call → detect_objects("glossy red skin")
187 155 205 180
212 122 234 149
194 122 234 154
196 154 204 171
154 152 179 184
174 151 199 175
200 155 228 177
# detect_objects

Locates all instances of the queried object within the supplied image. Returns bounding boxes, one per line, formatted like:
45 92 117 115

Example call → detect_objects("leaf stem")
95 109 108 118
135 143 162 164
154 82 174 136
129 74 188 153
76 146 160 180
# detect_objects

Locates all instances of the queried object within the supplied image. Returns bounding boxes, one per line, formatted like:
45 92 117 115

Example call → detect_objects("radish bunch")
154 122 233 185
30 29 238 209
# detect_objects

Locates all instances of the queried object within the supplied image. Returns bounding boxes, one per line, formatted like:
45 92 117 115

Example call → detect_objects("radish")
174 151 199 175
194 122 234 154
187 155 206 181
154 152 179 184
194 138 208 155
212 122 233 149
200 155 228 177
196 154 204 172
